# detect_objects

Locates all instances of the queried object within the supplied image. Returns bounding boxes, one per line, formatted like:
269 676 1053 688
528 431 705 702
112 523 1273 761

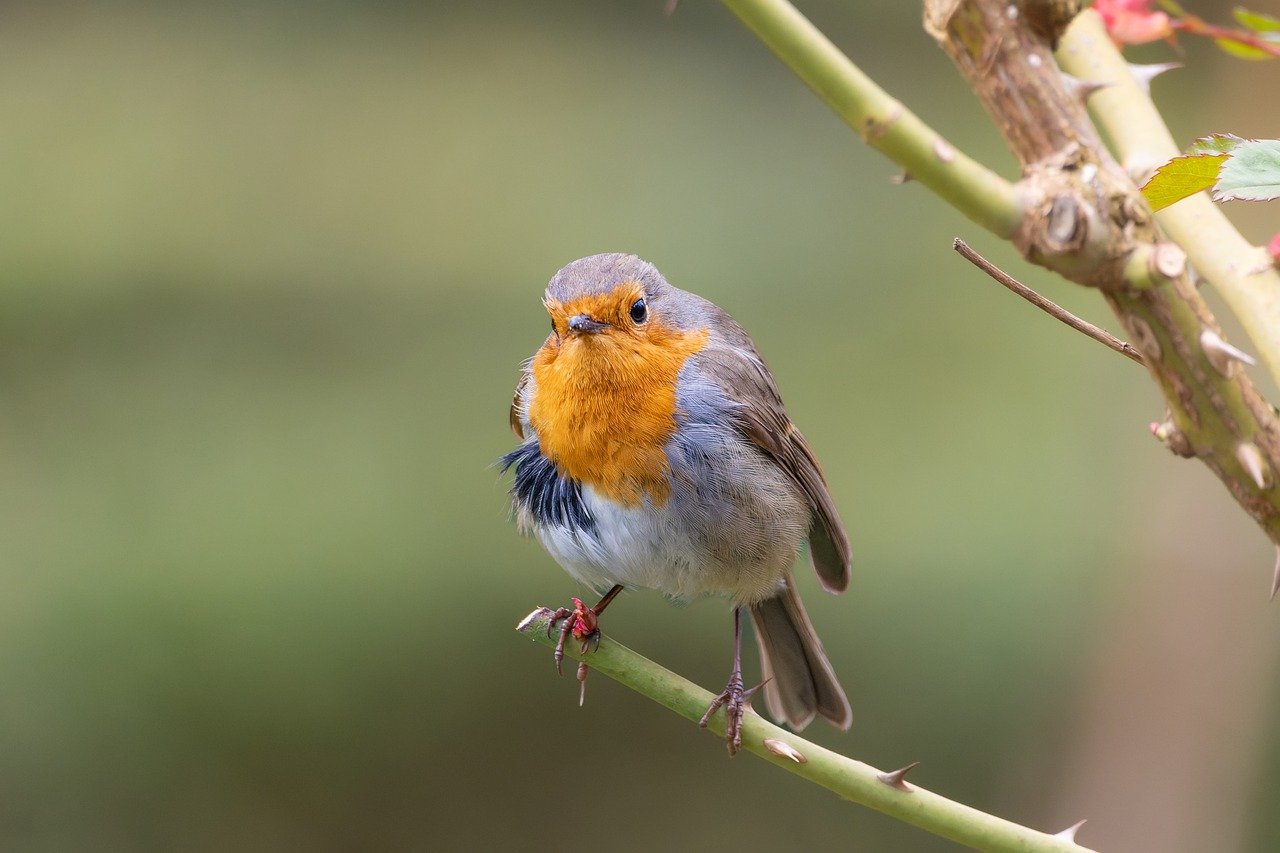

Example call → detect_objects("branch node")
1126 316 1162 363
1018 0 1084 47
876 761 921 792
1044 194 1086 253
1153 242 1187 281
1150 418 1195 458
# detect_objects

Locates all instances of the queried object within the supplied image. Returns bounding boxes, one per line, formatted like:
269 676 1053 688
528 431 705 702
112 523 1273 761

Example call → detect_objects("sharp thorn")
1236 441 1273 491
1271 546 1280 602
1128 61 1181 94
1054 818 1087 843
1060 72 1111 103
889 170 913 185
763 738 807 764
876 761 920 792
1200 328 1257 376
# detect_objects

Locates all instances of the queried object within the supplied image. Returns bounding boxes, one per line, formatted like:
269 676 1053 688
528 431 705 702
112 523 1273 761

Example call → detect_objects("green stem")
717 0 1022 240
516 608 1091 853
1057 9 1280 389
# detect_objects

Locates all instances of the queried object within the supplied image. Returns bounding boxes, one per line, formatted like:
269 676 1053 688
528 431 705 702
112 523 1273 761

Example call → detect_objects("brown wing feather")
697 321 851 593
509 373 528 440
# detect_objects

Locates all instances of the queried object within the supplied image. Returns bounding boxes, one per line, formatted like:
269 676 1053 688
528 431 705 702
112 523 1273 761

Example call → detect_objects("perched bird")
502 253 852 753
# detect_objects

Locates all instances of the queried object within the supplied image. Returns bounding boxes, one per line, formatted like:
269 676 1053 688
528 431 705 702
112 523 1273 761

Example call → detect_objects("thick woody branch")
516 608 1093 853
920 0 1280 551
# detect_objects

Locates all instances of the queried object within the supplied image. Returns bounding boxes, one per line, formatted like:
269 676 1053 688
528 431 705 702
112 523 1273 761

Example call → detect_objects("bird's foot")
699 671 763 756
544 586 622 706
546 597 603 676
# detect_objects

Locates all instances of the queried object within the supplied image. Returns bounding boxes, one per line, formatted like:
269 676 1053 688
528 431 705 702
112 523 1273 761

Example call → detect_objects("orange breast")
530 323 709 506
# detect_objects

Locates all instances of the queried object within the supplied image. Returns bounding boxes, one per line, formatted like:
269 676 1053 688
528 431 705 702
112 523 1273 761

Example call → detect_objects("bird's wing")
694 321 851 593
509 372 529 440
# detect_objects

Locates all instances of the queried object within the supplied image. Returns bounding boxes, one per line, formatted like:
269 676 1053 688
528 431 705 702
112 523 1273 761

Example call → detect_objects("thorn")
877 761 920 792
889 171 913 185
1200 329 1257 376
1128 61 1181 94
664 0 679 14
1237 442 1273 491
1054 819 1087 843
763 738 808 764
741 677 769 707
1060 72 1111 104
1270 546 1280 602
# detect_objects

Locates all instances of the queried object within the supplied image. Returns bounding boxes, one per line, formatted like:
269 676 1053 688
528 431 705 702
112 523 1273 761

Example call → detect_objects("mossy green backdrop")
3 2 1279 850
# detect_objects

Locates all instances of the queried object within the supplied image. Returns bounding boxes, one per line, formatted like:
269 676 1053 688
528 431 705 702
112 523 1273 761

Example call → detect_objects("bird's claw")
699 674 763 756
547 597 602 679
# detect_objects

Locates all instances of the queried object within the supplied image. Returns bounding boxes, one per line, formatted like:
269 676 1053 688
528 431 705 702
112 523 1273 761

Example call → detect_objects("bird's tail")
749 575 852 731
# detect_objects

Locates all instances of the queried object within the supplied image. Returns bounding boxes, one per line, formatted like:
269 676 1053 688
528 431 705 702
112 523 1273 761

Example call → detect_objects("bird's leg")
547 584 623 676
699 606 761 756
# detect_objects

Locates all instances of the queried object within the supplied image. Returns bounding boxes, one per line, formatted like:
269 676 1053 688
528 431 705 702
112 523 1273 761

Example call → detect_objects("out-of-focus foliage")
1 2 1279 850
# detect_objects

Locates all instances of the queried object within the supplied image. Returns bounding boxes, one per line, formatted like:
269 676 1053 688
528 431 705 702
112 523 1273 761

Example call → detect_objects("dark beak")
567 314 609 334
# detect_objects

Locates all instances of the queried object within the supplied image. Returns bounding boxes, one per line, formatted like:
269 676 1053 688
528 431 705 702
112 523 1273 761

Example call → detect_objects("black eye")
629 298 648 324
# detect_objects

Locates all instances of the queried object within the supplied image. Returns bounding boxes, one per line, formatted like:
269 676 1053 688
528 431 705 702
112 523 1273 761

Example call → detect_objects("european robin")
503 253 852 754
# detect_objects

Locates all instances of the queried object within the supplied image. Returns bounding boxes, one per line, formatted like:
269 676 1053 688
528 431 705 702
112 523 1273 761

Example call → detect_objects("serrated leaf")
1188 133 1244 156
1234 7 1280 33
1213 139 1280 201
1214 36 1276 60
1141 154 1229 211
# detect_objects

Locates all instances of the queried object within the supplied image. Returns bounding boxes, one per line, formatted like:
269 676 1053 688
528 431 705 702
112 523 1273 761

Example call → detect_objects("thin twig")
516 608 1093 852
954 238 1145 365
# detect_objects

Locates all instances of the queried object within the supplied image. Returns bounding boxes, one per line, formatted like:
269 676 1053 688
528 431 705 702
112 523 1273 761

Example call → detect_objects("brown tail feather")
749 575 851 731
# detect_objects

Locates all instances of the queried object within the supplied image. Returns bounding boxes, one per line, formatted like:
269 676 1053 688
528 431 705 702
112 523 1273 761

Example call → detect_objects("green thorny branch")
517 609 1093 852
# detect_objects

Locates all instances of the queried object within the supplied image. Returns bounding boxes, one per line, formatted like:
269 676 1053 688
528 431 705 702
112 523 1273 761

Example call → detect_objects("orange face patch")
530 283 708 506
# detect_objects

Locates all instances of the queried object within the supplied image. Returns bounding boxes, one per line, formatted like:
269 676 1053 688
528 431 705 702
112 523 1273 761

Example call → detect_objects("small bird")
503 253 852 753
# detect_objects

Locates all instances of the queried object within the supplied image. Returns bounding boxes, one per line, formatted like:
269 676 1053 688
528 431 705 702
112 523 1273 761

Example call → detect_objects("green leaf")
1157 0 1188 17
1214 36 1276 59
1188 133 1244 156
1234 7 1280 33
1214 139 1280 202
1142 154 1229 211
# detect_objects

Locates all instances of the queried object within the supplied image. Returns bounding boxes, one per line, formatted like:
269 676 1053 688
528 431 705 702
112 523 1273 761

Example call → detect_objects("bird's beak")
567 314 609 334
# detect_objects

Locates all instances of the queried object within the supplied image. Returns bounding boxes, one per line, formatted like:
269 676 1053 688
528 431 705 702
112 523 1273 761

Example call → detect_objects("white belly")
534 482 799 605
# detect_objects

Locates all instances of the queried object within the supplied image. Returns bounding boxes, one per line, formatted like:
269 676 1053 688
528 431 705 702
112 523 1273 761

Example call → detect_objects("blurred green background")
3 1 1280 850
